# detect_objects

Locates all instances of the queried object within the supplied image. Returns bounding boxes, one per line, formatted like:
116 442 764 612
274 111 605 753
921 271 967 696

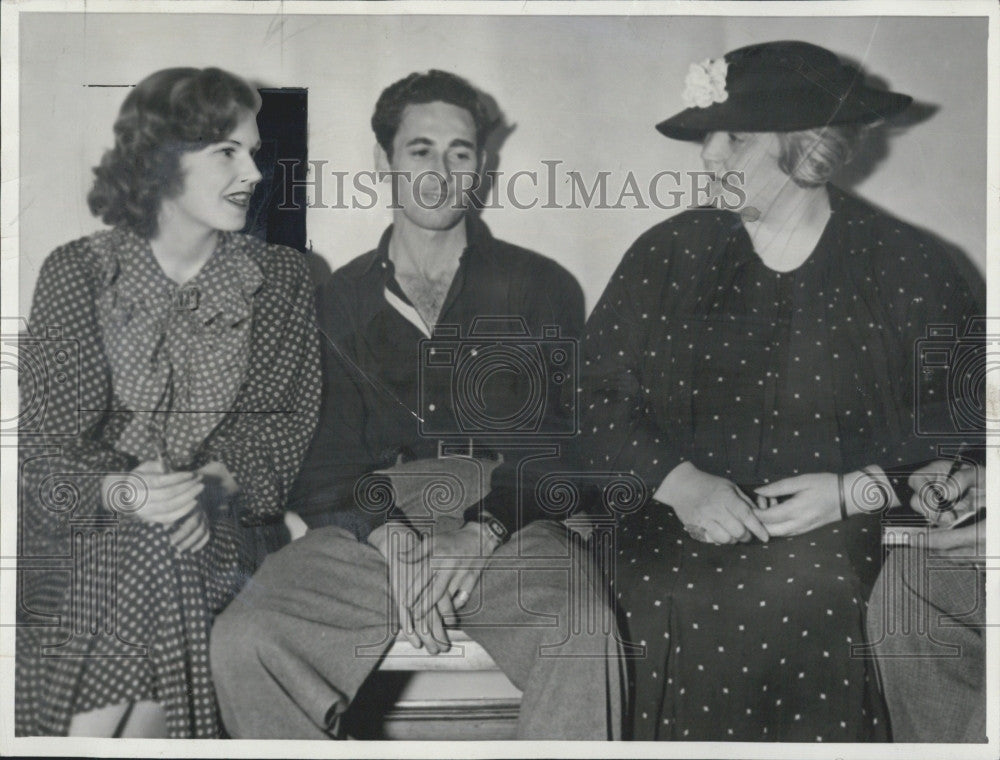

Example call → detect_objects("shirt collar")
360 215 495 277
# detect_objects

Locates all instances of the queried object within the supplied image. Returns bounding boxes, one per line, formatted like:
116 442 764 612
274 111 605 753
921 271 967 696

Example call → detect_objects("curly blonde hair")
776 125 867 188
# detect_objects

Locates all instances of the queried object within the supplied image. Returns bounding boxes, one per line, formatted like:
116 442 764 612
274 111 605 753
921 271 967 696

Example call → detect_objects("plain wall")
18 12 988 313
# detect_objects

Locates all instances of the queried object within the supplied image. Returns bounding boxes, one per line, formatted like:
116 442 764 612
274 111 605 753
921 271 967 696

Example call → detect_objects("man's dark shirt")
289 217 585 541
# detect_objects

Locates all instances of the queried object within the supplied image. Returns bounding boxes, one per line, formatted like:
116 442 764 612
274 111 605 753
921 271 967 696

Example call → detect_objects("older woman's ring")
684 524 710 542
454 589 470 607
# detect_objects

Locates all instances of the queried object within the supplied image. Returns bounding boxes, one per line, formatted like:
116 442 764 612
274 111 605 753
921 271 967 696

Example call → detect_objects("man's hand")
927 524 984 555
655 461 769 544
889 460 985 558
407 522 496 632
368 523 449 654
908 460 983 527
881 461 984 558
368 523 425 649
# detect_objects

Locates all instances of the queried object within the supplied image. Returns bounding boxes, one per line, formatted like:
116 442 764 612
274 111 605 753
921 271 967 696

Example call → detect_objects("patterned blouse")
19 227 321 551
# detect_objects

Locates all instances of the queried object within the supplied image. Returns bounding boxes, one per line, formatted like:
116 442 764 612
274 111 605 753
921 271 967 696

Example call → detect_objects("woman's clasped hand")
102 459 240 554
662 464 902 543
754 470 893 536
656 461 769 544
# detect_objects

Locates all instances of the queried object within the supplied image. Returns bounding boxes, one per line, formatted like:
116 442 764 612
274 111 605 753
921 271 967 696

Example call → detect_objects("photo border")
2 1 997 758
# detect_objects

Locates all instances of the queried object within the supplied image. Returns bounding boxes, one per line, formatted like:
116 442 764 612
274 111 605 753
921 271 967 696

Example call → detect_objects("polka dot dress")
16 228 321 737
579 186 982 741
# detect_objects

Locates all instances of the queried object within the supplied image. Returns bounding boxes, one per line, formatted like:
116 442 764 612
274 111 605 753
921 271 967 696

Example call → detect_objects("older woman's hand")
655 462 770 544
756 465 915 536
753 474 843 536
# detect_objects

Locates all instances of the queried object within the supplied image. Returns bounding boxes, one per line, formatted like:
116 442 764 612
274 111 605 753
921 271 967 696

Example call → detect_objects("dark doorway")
244 88 308 251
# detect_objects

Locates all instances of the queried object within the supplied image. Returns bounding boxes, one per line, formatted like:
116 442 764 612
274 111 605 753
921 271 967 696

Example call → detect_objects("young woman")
579 41 983 740
16 67 321 738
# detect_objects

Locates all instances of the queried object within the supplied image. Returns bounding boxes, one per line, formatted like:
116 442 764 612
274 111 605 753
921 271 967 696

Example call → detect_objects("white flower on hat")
682 57 729 109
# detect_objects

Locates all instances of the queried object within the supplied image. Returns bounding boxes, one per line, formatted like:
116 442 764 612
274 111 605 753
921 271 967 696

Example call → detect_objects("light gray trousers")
866 546 985 742
211 520 625 739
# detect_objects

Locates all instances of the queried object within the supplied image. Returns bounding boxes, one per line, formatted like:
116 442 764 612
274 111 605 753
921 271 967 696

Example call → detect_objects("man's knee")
868 549 920 639
211 600 272 687
502 522 615 638
509 519 573 555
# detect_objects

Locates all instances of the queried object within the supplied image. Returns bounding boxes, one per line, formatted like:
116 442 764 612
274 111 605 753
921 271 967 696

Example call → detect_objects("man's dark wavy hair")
87 67 261 239
371 69 492 159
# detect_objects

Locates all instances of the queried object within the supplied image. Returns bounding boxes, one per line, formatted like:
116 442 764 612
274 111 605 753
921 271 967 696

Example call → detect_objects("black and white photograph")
1 1 996 757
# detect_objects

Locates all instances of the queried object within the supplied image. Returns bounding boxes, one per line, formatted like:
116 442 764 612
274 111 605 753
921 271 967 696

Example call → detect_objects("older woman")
579 41 982 740
16 67 320 738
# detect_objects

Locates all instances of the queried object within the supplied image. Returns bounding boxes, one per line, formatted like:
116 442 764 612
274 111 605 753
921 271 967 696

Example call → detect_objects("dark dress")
16 228 321 737
578 187 982 741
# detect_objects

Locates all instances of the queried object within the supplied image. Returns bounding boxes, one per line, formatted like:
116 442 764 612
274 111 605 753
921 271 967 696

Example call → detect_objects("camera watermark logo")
419 317 578 437
1 319 80 437
914 317 998 437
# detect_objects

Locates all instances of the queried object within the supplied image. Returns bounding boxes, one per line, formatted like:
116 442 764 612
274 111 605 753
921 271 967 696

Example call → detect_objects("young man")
210 70 624 740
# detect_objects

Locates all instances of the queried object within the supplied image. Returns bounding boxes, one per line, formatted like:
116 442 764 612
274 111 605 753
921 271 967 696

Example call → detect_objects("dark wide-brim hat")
656 40 913 141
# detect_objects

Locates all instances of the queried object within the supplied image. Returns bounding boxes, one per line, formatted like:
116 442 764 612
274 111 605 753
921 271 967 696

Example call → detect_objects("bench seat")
343 629 522 739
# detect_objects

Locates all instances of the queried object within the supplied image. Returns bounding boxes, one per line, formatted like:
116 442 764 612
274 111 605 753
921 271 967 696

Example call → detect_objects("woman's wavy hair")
776 125 868 188
87 67 261 239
